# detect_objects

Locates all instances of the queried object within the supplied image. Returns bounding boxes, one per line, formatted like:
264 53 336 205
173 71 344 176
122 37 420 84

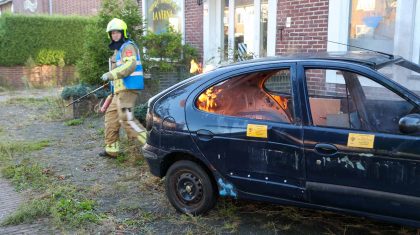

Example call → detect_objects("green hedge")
0 14 93 66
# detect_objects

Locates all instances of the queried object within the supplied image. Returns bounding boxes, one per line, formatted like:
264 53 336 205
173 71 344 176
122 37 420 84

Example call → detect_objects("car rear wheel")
165 160 216 215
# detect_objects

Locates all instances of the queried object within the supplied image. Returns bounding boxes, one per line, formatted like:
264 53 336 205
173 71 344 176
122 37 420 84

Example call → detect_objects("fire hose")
66 82 112 112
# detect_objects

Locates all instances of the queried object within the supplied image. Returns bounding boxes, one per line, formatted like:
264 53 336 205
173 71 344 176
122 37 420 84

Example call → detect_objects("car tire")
165 160 217 215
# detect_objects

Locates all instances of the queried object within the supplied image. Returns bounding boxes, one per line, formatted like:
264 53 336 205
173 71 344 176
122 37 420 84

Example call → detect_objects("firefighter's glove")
101 73 111 82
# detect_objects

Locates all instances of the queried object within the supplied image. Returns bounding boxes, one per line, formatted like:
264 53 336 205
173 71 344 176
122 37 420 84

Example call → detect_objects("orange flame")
196 87 222 112
190 59 202 74
271 95 288 110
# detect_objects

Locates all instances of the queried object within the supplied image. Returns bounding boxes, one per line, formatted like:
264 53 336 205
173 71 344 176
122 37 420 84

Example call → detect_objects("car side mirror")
399 114 420 134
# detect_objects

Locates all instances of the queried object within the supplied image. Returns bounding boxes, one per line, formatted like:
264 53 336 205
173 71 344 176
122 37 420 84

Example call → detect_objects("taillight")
146 107 153 131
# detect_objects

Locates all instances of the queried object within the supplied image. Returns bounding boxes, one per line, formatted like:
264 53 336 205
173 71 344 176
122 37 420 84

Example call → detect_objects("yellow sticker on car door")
247 124 268 138
347 133 375 149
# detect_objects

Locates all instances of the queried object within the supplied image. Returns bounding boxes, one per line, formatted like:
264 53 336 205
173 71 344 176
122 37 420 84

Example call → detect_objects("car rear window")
195 69 295 123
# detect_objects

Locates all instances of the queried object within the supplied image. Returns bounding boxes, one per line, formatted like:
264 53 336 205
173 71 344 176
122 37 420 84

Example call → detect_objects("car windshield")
378 60 420 97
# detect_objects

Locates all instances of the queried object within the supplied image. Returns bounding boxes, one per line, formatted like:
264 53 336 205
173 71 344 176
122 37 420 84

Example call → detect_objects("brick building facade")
138 0 419 98
0 0 101 16
51 0 101 15
2 0 419 64
138 0 419 67
2 0 419 90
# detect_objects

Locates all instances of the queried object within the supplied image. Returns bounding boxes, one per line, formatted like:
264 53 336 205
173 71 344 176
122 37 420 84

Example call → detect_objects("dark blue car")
142 52 420 227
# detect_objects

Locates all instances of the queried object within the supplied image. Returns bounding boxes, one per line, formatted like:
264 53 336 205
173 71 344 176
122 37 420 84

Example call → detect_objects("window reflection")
260 0 268 57
222 0 229 60
147 0 183 33
235 0 255 60
349 0 397 54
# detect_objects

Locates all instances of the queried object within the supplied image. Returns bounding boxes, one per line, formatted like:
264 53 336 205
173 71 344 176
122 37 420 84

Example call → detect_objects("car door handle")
314 143 338 155
196 129 214 141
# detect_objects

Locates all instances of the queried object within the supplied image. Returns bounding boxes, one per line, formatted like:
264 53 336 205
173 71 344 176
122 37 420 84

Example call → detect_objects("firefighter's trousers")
104 90 145 149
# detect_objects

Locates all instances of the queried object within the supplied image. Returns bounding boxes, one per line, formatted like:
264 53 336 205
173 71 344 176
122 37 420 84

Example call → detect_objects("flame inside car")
197 87 223 112
196 70 294 123
271 94 289 111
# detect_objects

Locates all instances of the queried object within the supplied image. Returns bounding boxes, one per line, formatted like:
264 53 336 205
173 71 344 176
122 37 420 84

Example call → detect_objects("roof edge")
0 0 12 6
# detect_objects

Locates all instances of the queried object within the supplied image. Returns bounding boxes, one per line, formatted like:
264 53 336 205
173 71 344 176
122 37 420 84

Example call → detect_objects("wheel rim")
175 171 203 205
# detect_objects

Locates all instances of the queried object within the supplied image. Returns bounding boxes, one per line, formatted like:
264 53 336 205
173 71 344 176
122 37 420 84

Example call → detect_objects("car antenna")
327 40 394 59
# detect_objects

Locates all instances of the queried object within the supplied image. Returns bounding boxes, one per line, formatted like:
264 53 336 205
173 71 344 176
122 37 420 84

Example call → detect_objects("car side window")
196 69 295 123
305 69 415 134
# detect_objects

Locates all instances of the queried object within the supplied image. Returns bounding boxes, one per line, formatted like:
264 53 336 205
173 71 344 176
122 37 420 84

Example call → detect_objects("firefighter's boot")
99 141 120 158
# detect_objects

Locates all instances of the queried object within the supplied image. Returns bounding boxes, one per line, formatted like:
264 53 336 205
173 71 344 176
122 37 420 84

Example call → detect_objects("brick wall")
0 66 76 89
275 0 329 55
52 0 101 16
306 69 347 97
11 0 101 15
184 0 203 61
0 66 26 89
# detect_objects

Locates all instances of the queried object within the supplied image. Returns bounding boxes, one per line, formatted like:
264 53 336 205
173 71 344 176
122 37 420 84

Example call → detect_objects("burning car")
142 51 420 227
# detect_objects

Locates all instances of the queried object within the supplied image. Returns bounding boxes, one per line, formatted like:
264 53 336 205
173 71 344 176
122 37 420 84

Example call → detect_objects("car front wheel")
165 160 216 215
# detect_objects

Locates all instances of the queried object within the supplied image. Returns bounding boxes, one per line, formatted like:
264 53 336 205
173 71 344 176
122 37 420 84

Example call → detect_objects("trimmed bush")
61 84 91 100
142 27 198 72
0 14 92 66
36 49 66 66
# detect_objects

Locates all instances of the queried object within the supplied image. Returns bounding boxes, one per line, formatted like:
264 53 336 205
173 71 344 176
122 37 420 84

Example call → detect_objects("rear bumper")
142 143 168 177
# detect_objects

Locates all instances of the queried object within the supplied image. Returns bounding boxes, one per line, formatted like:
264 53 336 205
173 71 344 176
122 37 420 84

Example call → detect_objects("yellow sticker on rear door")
247 124 268 138
347 133 375 149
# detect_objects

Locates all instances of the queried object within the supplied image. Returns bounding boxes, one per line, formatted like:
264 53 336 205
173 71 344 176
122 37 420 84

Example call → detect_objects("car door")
185 63 307 201
299 62 420 221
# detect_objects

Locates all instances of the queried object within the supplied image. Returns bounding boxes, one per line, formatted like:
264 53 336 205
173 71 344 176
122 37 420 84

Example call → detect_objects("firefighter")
99 18 146 158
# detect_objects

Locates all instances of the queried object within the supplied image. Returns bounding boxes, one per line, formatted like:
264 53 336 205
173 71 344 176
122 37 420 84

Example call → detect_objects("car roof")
220 51 403 70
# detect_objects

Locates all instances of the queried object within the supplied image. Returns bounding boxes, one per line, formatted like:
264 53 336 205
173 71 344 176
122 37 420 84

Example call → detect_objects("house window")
234 0 255 60
233 0 269 60
260 0 268 57
349 0 397 54
327 0 420 82
218 0 271 62
146 0 183 33
204 0 276 65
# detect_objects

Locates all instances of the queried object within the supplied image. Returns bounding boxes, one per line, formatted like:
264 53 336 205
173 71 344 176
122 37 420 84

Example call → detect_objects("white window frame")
203 0 277 66
266 0 277 57
412 0 420 64
203 0 224 64
327 0 351 52
393 0 418 61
